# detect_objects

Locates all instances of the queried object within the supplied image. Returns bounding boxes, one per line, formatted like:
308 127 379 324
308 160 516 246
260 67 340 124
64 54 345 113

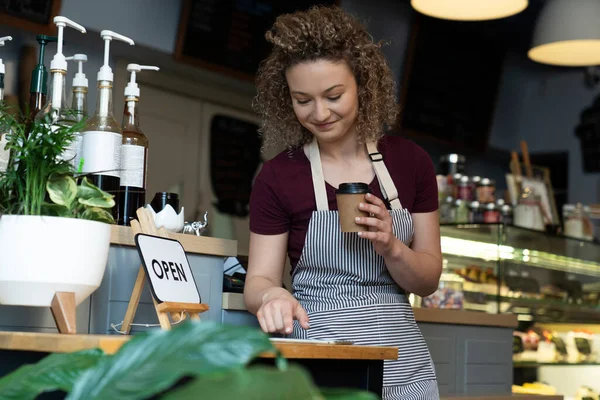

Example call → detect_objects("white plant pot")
0 215 111 307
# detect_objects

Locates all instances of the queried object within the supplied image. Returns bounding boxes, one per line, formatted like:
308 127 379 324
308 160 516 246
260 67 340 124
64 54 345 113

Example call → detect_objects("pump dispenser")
35 16 86 166
66 54 88 171
0 36 13 172
118 64 159 226
80 30 134 219
26 35 58 134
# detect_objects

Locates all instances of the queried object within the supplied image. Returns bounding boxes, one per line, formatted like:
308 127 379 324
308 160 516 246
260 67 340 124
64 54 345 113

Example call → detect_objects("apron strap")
366 142 403 210
304 140 329 211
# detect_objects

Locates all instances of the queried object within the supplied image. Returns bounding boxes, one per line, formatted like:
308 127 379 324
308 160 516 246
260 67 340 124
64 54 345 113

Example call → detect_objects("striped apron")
291 139 439 399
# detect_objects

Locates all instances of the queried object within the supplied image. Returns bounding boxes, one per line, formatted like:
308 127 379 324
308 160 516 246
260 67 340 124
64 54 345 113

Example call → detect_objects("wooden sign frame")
0 0 61 36
121 208 209 333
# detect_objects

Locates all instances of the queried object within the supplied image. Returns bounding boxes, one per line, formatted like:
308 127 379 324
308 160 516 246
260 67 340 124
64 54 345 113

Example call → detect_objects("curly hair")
253 5 398 150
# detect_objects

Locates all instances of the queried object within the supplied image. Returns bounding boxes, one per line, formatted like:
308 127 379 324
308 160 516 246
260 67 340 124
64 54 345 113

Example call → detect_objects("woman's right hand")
256 287 310 334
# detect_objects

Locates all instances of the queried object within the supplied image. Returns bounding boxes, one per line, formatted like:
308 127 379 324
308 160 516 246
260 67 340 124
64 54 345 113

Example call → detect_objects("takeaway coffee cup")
336 182 370 232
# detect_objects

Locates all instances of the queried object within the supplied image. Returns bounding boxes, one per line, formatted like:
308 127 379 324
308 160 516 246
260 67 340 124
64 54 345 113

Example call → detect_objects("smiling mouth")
314 121 337 129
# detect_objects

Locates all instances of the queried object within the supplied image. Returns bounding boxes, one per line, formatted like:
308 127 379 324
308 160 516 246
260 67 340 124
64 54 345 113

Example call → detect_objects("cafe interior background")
1 0 600 398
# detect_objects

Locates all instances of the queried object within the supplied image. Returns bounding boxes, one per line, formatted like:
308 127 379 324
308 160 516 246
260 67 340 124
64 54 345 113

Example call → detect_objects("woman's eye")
328 95 341 101
296 99 310 105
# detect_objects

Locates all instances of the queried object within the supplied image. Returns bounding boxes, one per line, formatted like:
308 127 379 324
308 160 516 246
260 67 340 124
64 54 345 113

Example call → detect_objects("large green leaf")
67 321 275 400
46 174 77 208
77 177 113 201
0 349 105 400
320 388 380 400
78 196 115 208
80 207 115 224
161 365 323 400
40 203 72 217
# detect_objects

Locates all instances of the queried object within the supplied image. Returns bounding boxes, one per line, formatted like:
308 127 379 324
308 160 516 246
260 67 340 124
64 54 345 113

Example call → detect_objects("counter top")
110 225 237 257
0 331 397 360
222 293 518 329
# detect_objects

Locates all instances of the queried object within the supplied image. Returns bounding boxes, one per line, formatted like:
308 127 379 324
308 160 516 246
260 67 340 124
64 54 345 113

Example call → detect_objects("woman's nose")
313 100 331 122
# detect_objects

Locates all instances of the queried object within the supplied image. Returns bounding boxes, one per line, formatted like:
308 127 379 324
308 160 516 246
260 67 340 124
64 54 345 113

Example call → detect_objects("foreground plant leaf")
77 177 113 201
40 203 71 217
78 196 115 208
67 321 275 400
0 349 105 400
47 174 77 208
161 365 323 400
80 207 115 223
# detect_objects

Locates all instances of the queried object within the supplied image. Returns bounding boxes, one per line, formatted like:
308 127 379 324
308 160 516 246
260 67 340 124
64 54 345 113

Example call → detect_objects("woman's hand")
355 193 399 258
256 287 310 334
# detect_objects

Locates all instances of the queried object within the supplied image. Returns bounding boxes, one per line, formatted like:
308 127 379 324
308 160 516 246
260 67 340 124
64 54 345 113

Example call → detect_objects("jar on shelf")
436 174 450 203
483 202 501 223
439 196 456 223
500 204 513 225
469 201 483 224
563 203 595 241
470 176 481 199
476 178 496 203
450 173 463 199
514 187 545 231
454 199 469 223
456 175 472 201
439 153 465 176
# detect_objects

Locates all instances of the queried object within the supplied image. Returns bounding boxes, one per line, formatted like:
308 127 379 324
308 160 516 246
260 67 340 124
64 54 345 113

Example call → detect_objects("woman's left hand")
355 193 399 258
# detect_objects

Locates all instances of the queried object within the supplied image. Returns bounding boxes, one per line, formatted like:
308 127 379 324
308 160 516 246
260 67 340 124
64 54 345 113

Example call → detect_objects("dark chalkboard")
175 0 338 81
399 14 505 152
0 0 60 35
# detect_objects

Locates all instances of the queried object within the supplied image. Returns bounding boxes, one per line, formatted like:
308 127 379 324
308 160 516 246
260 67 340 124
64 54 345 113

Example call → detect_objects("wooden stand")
121 208 209 333
50 292 76 334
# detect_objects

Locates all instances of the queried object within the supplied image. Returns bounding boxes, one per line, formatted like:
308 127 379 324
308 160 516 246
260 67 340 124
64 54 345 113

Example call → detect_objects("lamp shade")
411 0 528 21
529 0 600 66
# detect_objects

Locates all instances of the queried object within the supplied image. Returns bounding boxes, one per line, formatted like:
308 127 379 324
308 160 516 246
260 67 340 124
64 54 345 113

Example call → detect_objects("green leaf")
320 388 380 400
77 177 113 201
67 321 275 400
0 349 105 400
40 203 72 217
46 174 77 208
80 207 115 224
78 196 115 208
161 365 323 400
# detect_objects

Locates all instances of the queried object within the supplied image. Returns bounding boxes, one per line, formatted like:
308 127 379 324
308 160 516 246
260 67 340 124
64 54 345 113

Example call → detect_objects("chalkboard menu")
210 114 262 217
175 0 338 81
399 15 505 152
0 0 60 34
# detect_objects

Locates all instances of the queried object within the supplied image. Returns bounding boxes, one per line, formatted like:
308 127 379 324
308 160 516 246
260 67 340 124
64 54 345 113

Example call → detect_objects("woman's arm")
244 232 310 333
356 194 442 297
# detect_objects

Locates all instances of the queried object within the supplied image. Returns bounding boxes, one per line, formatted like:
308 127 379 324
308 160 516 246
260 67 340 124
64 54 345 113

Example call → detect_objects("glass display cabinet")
428 224 600 325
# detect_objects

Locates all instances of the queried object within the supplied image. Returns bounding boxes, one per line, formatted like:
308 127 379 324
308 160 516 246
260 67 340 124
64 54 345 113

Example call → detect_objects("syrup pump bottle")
35 16 86 165
26 34 57 135
65 54 88 172
117 64 159 226
79 31 134 219
0 36 13 172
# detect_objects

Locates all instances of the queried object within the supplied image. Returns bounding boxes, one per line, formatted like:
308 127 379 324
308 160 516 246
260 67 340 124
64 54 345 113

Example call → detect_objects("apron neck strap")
304 139 403 211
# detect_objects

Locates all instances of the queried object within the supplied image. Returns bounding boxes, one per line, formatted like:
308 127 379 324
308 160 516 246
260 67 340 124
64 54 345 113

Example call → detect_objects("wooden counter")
0 331 397 360
222 293 518 328
110 225 237 257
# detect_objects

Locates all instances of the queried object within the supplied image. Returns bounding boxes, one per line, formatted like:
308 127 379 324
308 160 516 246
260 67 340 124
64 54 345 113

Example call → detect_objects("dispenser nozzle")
51 16 86 71
66 54 88 88
98 30 135 82
125 64 160 98
0 36 12 75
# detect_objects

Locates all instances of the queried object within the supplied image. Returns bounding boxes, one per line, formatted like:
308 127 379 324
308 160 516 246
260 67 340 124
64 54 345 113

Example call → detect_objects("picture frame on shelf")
0 0 61 36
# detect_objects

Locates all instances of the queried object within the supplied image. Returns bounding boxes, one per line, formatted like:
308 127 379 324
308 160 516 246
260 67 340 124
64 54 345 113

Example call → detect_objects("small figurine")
183 212 209 236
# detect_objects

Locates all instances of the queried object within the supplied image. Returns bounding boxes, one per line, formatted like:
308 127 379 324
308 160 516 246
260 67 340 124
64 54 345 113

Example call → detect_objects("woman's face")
285 59 359 144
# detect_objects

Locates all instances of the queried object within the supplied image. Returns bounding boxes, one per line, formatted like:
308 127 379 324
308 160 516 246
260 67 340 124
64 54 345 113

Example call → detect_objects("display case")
428 223 600 325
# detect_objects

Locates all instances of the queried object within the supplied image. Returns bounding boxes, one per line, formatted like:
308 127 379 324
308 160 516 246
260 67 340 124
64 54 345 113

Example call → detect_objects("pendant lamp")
410 0 528 21
529 0 600 67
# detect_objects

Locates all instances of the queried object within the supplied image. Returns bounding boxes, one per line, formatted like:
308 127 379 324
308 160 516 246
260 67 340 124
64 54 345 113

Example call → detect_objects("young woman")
244 6 442 399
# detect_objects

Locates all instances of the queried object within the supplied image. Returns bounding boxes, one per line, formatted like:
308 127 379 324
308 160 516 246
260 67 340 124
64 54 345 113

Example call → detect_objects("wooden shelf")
110 225 237 257
0 331 397 361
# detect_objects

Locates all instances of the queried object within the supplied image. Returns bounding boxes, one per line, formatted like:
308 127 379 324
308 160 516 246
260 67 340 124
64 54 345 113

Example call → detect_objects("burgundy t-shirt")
249 135 438 270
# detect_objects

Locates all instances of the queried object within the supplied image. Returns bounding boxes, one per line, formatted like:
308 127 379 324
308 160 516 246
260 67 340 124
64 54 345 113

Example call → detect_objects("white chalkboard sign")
135 234 201 304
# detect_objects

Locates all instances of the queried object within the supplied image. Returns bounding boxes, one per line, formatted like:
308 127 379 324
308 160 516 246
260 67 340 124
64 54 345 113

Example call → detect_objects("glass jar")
500 204 513 225
476 178 496 203
450 173 463 199
514 188 545 231
563 203 594 240
469 201 483 224
456 175 472 201
483 202 501 223
439 196 456 223
455 199 469 223
439 153 465 176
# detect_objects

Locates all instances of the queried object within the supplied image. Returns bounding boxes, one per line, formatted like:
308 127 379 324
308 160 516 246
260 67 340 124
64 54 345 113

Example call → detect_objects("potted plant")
0 321 378 399
0 106 115 318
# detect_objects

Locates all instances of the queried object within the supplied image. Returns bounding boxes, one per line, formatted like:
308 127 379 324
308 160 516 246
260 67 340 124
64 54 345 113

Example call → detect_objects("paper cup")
336 182 370 232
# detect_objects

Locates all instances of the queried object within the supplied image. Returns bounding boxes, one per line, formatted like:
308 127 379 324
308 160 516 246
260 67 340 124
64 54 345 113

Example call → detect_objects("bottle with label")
65 54 88 172
117 63 159 226
35 16 86 167
79 30 134 220
25 34 57 135
0 36 13 172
